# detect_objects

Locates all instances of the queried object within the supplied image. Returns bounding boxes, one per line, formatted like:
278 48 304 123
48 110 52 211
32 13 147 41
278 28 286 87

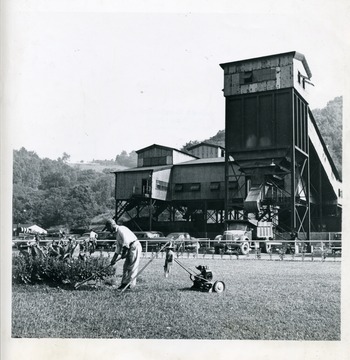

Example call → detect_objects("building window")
298 71 306 89
141 179 151 196
210 182 220 191
240 68 276 85
228 181 238 190
242 71 253 84
156 180 168 191
190 183 201 191
174 184 183 192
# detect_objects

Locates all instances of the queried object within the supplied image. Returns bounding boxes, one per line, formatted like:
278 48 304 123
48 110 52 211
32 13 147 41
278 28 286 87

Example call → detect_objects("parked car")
330 233 342 254
133 231 167 252
166 232 200 252
133 231 164 239
79 231 116 250
95 232 116 249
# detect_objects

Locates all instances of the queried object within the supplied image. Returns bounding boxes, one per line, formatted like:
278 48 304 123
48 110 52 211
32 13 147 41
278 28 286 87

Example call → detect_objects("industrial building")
113 51 342 240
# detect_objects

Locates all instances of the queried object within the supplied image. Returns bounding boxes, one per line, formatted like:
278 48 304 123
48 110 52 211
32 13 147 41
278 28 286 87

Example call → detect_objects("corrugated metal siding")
222 54 294 97
116 171 150 199
137 147 173 167
170 162 243 201
171 164 224 201
226 89 292 154
189 145 221 159
152 169 172 201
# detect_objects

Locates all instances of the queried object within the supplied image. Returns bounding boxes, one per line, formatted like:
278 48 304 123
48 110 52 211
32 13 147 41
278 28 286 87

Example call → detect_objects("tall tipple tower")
220 51 341 240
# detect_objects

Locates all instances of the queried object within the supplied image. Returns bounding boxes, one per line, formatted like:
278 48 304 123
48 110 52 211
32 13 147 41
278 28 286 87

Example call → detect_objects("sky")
3 0 350 162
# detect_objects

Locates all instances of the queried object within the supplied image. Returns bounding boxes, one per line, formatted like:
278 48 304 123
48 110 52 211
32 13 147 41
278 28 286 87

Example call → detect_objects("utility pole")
149 172 152 231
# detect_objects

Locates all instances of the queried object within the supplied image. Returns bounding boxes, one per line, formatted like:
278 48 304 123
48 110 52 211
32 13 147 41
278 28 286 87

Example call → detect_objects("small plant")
255 249 261 260
278 247 286 261
267 248 273 260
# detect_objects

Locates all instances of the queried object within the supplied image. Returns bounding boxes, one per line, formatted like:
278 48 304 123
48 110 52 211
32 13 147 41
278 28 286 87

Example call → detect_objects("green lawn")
12 258 341 340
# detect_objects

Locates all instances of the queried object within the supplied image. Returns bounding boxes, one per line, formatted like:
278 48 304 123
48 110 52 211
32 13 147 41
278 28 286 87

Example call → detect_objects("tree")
181 140 200 152
91 175 115 212
206 130 225 147
63 185 98 228
61 152 71 163
13 148 42 189
115 150 137 167
312 96 342 178
38 188 69 228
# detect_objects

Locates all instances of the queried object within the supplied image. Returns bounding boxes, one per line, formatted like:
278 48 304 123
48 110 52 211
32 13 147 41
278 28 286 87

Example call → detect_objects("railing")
13 237 341 261
137 239 342 262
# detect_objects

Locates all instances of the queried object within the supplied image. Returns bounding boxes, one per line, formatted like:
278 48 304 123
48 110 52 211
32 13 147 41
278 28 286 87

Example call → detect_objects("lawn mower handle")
74 258 121 289
119 241 171 294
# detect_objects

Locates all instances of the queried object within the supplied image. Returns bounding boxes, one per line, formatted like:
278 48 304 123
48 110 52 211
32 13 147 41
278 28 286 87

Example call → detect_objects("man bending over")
110 222 142 290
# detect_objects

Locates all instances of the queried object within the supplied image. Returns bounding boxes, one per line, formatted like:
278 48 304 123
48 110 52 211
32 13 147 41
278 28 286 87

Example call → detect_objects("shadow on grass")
178 287 197 292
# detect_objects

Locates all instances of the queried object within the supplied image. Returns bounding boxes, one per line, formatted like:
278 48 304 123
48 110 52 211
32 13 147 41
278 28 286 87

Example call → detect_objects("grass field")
12 258 341 340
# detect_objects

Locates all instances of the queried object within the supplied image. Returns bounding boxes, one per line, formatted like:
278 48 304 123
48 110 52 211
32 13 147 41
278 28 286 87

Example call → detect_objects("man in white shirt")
89 230 98 252
110 223 142 290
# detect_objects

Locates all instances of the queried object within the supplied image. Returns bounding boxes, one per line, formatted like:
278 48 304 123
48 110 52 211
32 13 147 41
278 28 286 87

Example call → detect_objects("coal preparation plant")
113 51 342 242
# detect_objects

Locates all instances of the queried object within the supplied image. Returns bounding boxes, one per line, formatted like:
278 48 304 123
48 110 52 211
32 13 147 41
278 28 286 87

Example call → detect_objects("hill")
68 162 128 173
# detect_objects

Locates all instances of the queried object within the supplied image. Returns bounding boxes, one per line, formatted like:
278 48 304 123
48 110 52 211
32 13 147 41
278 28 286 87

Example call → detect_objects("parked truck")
214 219 281 255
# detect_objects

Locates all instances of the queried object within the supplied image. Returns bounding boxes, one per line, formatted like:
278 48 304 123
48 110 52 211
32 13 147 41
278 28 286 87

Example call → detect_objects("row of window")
297 71 306 89
174 181 238 192
240 68 276 85
156 180 168 191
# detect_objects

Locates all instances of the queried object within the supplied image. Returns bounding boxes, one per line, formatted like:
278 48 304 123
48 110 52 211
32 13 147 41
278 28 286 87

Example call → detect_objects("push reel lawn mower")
173 259 226 293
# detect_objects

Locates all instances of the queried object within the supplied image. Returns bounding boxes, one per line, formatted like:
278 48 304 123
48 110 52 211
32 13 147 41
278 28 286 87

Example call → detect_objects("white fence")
13 234 342 262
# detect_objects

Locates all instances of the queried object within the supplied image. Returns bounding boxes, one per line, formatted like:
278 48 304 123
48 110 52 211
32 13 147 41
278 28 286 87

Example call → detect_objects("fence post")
279 251 283 261
255 249 261 259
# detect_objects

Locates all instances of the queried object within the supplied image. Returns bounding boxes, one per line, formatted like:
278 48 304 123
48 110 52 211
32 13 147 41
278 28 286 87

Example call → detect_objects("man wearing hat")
110 221 142 289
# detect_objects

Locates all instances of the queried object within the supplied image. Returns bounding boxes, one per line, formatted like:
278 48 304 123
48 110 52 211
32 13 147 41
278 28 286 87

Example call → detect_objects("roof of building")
187 142 225 151
113 164 173 174
135 143 198 158
220 51 312 79
113 157 228 174
174 157 226 166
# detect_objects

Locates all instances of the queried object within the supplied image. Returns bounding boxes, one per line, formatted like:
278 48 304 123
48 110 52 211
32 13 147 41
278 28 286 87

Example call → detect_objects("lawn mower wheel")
213 281 225 293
